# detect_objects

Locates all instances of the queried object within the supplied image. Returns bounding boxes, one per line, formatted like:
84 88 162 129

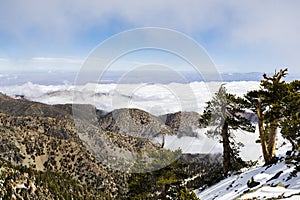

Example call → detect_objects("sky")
0 0 300 75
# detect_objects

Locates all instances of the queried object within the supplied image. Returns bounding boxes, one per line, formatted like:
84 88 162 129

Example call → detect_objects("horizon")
0 70 299 86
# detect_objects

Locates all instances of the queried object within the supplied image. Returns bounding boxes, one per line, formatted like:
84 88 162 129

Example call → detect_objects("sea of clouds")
0 81 265 159
0 81 260 115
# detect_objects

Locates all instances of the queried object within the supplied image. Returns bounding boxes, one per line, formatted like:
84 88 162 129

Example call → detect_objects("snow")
285 196 300 200
242 186 300 199
195 145 300 200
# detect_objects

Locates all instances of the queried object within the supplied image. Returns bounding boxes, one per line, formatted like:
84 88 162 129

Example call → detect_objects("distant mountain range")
2 71 298 85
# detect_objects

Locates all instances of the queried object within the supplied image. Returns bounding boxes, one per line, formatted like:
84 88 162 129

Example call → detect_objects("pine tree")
281 80 300 150
127 149 184 199
177 186 199 200
245 69 288 164
201 85 255 177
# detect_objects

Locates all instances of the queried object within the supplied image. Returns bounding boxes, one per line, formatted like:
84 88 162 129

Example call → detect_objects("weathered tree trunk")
257 97 271 164
222 121 231 177
267 123 278 160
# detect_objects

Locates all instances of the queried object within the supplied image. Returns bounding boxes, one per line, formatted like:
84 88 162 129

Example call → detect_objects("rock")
247 177 260 188
267 171 283 182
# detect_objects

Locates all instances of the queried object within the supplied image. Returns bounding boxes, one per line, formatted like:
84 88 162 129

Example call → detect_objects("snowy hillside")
196 148 300 200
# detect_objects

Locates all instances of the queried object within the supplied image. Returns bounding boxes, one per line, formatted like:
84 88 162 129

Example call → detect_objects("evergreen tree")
177 186 199 200
127 149 185 199
245 69 288 164
281 80 300 150
201 85 255 177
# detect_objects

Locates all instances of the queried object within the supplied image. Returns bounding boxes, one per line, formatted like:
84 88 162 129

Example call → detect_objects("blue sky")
0 0 300 74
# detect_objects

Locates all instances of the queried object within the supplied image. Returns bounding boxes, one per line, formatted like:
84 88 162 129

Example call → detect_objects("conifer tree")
245 69 288 164
201 85 255 177
177 187 199 200
281 80 300 150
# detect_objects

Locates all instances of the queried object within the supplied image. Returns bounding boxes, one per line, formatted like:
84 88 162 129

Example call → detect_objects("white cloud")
31 57 84 64
0 0 226 37
0 0 300 73
2 0 297 42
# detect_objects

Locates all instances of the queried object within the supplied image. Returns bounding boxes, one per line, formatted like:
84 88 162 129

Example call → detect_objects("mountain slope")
98 108 174 138
0 93 182 198
0 92 230 198
0 112 130 197
0 93 72 120
160 111 201 137
196 152 300 200
0 159 104 199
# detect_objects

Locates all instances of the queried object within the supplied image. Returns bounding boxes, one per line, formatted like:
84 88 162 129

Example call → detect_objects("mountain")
0 93 167 198
0 112 130 198
5 92 294 199
0 93 72 120
0 158 103 199
160 111 202 137
98 108 174 138
0 93 221 199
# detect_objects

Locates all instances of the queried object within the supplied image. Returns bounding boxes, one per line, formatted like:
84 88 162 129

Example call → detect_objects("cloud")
0 0 224 37
0 0 300 73
1 0 298 42
31 57 84 64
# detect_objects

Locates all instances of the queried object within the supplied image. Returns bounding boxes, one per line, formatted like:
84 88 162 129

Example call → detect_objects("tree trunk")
161 134 165 148
287 137 297 151
222 121 231 177
267 123 278 160
161 184 166 199
257 97 271 164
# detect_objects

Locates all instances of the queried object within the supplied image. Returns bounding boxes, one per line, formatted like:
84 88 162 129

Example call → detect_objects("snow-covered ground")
195 141 300 200
196 159 300 200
